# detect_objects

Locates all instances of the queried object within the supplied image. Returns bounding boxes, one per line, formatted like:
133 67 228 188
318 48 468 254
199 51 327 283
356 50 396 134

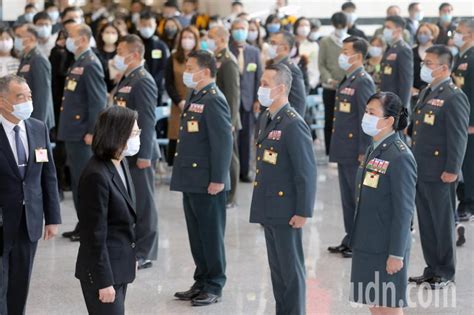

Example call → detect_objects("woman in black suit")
75 106 140 314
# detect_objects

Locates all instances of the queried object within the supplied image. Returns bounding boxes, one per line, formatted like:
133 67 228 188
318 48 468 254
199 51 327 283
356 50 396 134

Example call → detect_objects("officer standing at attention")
16 24 55 130
452 19 474 224
229 18 263 183
328 36 375 258
268 31 307 117
112 34 159 270
409 45 470 289
380 15 414 108
208 25 241 209
250 63 316 315
170 50 232 307
58 24 107 241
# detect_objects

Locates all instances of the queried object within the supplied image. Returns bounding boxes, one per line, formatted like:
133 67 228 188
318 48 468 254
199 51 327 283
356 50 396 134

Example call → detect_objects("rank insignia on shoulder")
211 89 216 95
387 53 397 61
366 158 390 174
268 130 282 140
458 63 468 71
189 103 205 113
118 86 132 93
71 67 84 75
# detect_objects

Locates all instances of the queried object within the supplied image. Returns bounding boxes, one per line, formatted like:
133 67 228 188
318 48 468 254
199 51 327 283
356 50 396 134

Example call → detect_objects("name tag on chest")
187 120 199 132
363 172 380 188
66 80 77 91
424 113 435 125
35 148 49 163
152 49 162 59
263 149 278 164
339 102 351 113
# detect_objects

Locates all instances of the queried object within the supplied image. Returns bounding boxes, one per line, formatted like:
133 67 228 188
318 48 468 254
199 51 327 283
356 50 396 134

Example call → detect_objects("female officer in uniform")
350 92 417 314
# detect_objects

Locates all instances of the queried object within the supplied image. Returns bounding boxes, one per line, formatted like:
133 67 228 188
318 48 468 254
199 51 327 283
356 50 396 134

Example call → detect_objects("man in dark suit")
58 24 107 241
406 2 424 45
342 2 367 40
112 35 159 270
435 2 457 45
230 18 263 183
0 74 61 314
268 31 307 117
16 24 55 130
250 63 316 315
380 15 414 108
170 50 232 306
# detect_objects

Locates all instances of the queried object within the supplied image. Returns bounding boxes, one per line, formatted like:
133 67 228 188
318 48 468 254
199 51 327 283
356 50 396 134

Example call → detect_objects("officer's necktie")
13 125 27 179
238 47 245 74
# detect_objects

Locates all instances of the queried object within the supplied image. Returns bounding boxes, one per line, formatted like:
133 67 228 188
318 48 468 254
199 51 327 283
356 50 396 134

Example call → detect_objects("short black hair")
25 4 36 11
164 1 179 9
61 6 81 19
140 11 156 21
33 11 52 24
341 2 356 11
232 1 243 7
265 63 293 96
24 25 39 39
367 92 408 131
386 15 406 29
188 50 217 78
343 36 369 58
331 12 348 28
439 2 452 11
118 34 145 58
92 106 138 160
45 3 57 10
277 31 295 50
408 2 420 11
426 44 454 69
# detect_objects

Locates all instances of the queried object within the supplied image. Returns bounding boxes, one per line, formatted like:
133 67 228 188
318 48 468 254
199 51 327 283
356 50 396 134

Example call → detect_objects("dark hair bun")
395 107 409 131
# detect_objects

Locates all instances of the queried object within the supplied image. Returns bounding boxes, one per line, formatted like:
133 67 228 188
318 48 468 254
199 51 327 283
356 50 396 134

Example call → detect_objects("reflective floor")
28 143 474 314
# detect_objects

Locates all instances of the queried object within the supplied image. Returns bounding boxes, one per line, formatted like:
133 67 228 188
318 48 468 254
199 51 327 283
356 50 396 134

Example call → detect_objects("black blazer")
0 118 61 248
75 156 137 290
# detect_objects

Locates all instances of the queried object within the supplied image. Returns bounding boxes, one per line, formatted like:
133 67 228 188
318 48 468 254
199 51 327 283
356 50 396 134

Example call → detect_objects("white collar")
0 114 26 133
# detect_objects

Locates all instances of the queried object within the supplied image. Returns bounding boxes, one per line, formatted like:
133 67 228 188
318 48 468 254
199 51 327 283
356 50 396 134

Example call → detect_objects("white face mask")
247 30 258 42
383 28 394 44
420 64 441 84
296 26 311 38
335 28 348 39
36 25 52 39
12 101 34 121
65 37 77 54
181 38 196 51
123 135 140 157
182 70 202 89
139 27 155 39
207 38 217 52
113 54 129 72
309 31 321 41
368 46 383 57
0 39 14 53
338 53 355 71
361 113 382 136
257 86 277 107
48 10 60 23
453 32 465 48
267 44 278 59
102 33 118 45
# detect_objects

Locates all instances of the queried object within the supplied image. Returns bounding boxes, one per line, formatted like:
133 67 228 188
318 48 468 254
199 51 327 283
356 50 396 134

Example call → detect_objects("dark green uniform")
452 46 474 216
215 48 241 205
412 79 470 281
350 133 417 308
250 104 316 315
170 82 232 296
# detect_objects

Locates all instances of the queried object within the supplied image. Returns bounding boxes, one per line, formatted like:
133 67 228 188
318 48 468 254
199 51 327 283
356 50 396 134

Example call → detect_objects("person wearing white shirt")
0 28 20 77
294 17 320 90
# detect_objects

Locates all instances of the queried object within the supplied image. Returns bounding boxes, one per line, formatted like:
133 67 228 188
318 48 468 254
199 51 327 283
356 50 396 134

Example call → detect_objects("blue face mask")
200 40 208 51
440 14 452 24
206 39 217 52
232 29 248 42
338 53 354 71
12 101 34 121
383 28 394 44
65 37 77 54
113 54 128 72
267 23 280 34
417 34 431 45
14 37 23 52
420 64 441 84
139 27 155 39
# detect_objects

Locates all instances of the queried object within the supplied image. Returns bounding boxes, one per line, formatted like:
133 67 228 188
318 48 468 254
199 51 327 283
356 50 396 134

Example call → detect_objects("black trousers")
1 209 38 315
337 163 359 247
182 191 227 295
80 282 128 315
322 88 336 156
238 108 256 178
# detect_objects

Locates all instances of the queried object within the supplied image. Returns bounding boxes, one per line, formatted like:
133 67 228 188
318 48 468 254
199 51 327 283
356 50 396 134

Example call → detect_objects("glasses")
131 129 141 137
420 62 443 67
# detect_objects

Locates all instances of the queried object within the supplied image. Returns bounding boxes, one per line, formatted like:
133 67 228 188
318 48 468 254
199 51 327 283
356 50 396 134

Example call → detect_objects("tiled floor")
27 146 474 314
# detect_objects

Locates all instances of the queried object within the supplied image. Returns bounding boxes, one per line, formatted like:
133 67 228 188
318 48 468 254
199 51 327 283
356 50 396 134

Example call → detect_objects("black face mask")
165 27 178 39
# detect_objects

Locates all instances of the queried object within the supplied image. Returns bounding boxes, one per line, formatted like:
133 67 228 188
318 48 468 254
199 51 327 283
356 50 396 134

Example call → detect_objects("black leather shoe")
341 248 352 258
426 277 453 290
328 244 347 253
70 234 80 242
458 211 472 222
174 288 201 301
240 175 253 183
137 258 153 270
191 292 221 306
456 224 466 247
62 228 78 238
408 274 433 284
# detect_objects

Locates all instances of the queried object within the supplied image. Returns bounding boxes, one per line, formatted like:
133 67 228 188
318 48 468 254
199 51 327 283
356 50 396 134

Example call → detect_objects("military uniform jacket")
350 133 417 257
329 67 375 164
412 79 470 182
170 83 233 194
141 35 170 106
215 47 242 130
17 47 55 130
112 66 159 162
380 40 414 107
58 49 107 141
452 46 474 126
250 104 317 225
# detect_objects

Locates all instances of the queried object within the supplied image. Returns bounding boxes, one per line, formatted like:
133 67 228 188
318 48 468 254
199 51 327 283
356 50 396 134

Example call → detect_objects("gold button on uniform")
348 133 353 138
175 152 178 157
180 126 183 130
258 144 262 148
413 131 417 136
415 120 420 125
183 113 187 117
192 163 197 167
256 169 259 174
75 115 80 120
177 139 180 143
278 191 284 197
60 106 64 111
434 150 439 156
254 182 258 187
257 156 261 161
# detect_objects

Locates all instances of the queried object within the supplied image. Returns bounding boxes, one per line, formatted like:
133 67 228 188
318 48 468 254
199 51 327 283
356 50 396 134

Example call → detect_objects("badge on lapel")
263 149 278 165
35 148 49 163
363 172 379 188
246 63 257 72
152 49 162 59
66 80 77 91
366 158 390 174
339 102 351 113
384 65 392 75
424 113 435 125
187 120 199 132
457 63 468 71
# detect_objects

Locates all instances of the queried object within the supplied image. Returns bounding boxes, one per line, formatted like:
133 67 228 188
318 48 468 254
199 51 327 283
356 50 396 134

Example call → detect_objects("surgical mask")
417 33 431 45
24 12 35 23
309 32 321 41
181 38 196 51
453 32 465 48
0 39 13 53
335 28 347 38
113 54 128 72
414 11 424 21
346 13 357 25
14 37 23 52
206 38 217 51
131 13 140 25
296 26 311 37
420 64 438 84
440 14 452 24
65 37 77 54
267 44 278 59
368 46 383 57
12 101 34 121
383 28 394 44
338 54 354 71
139 27 155 39
267 23 280 34
449 46 459 56
123 136 141 156
232 29 248 42
247 30 258 42
36 25 52 39
102 33 118 45
182 71 202 89
257 86 276 107
361 113 382 136
48 10 60 23
200 40 208 50
164 27 178 39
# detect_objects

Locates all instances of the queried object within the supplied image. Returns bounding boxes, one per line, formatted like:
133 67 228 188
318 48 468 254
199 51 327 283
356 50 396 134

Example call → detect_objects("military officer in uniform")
208 25 241 208
170 50 232 306
380 15 414 108
16 24 55 130
250 63 316 315
58 24 107 241
409 45 470 289
452 19 474 224
268 31 307 117
328 36 375 258
350 92 416 311
112 34 159 270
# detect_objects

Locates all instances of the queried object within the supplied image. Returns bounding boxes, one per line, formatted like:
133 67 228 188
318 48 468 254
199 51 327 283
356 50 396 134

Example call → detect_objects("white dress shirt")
0 114 29 164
